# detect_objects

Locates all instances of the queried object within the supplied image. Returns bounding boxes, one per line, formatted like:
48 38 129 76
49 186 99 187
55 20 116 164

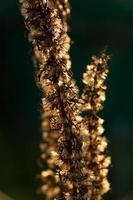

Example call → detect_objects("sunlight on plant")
19 0 111 199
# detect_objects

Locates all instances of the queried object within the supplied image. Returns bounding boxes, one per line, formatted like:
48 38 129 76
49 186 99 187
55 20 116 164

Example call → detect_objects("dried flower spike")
19 0 88 199
80 50 111 200
51 0 71 21
19 0 111 199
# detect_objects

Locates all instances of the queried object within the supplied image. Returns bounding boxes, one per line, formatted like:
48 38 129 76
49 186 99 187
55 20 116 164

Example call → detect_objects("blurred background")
0 0 133 199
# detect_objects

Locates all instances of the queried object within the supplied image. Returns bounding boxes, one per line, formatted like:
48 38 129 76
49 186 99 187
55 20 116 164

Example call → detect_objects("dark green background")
0 0 133 199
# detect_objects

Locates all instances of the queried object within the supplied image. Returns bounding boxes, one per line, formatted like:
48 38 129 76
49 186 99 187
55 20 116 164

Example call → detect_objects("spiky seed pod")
19 0 88 199
80 51 111 200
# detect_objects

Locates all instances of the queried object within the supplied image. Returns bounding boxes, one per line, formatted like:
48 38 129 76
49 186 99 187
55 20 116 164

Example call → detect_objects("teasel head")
80 50 111 200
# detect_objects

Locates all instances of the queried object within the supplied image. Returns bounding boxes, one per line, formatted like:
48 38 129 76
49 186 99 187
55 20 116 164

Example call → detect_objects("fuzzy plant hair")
19 0 111 199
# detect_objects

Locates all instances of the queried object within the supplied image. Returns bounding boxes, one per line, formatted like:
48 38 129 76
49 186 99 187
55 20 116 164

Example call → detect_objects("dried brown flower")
19 0 111 199
51 0 70 21
80 51 111 200
20 0 88 199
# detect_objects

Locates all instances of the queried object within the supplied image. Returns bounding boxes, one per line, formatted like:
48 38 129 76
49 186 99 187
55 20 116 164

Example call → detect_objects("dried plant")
19 0 111 200
51 0 70 21
80 51 111 199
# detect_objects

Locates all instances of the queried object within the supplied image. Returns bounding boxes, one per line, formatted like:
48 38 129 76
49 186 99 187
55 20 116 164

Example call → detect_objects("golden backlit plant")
19 0 111 199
